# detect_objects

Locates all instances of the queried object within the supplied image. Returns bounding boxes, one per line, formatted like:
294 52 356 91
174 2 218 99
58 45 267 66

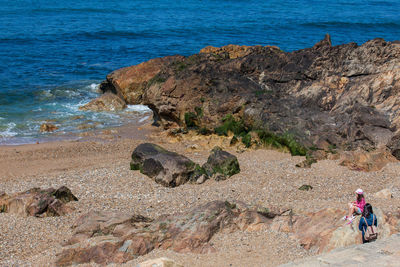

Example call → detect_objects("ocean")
1 0 399 144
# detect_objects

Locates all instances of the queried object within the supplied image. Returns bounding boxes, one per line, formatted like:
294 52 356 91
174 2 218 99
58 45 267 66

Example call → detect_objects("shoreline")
0 111 153 147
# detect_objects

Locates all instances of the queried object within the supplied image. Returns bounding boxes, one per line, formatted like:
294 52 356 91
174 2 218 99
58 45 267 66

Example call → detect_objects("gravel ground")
1 126 400 267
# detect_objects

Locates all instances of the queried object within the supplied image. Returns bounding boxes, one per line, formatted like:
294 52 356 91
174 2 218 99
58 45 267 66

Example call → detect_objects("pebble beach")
1 123 399 266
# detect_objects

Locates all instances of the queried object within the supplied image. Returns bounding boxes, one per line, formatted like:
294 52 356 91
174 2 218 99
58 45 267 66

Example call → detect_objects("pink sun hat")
355 188 364 195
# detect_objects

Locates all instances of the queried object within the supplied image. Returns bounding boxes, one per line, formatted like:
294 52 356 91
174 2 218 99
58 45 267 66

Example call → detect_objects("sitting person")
358 203 378 243
344 188 365 223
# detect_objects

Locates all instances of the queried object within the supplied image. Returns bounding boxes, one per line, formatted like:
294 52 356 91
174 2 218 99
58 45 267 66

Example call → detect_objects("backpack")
363 215 378 241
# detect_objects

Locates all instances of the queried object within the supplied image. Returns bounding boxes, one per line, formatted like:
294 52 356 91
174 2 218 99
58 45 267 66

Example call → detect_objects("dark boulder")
202 146 240 180
130 143 196 187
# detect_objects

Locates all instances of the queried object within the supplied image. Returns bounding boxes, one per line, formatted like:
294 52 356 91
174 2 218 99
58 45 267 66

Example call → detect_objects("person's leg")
348 203 355 218
355 207 362 215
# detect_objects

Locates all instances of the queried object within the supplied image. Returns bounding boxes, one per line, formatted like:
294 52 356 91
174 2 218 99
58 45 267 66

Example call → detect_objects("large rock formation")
0 186 78 217
99 35 400 162
56 201 270 266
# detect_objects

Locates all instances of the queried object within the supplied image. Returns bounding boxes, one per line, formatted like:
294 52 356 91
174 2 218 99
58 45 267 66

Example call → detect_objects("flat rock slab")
280 233 400 267
130 143 196 187
0 186 78 217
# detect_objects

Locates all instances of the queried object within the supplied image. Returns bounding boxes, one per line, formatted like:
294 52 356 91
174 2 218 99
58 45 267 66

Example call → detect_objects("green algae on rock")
202 146 240 180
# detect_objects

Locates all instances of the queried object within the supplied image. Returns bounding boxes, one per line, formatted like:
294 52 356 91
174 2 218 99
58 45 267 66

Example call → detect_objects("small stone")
298 185 313 191
196 175 207 184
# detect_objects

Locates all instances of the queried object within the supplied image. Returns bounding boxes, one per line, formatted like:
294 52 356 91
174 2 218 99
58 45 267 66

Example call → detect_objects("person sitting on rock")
343 188 366 223
358 203 378 243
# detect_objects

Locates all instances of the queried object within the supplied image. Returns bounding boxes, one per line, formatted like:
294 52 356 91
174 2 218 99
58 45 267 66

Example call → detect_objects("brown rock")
40 123 58 132
99 56 184 104
79 93 127 111
339 149 397 172
0 187 78 217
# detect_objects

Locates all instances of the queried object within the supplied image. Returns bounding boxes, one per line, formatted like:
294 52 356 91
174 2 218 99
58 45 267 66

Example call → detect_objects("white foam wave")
126 105 152 113
61 102 83 111
61 89 80 97
0 122 18 137
86 83 100 92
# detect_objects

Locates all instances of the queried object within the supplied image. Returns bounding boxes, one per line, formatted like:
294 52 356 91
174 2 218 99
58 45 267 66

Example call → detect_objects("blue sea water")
1 0 400 144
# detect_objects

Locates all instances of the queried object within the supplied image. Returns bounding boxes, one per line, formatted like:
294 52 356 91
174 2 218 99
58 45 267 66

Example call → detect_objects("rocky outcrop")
79 92 126 111
130 143 196 187
0 186 78 217
56 201 270 266
280 233 400 267
271 207 400 254
99 35 400 164
202 146 240 181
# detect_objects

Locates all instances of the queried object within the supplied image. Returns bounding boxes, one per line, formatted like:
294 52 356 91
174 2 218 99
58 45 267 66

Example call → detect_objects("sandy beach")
1 123 400 267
